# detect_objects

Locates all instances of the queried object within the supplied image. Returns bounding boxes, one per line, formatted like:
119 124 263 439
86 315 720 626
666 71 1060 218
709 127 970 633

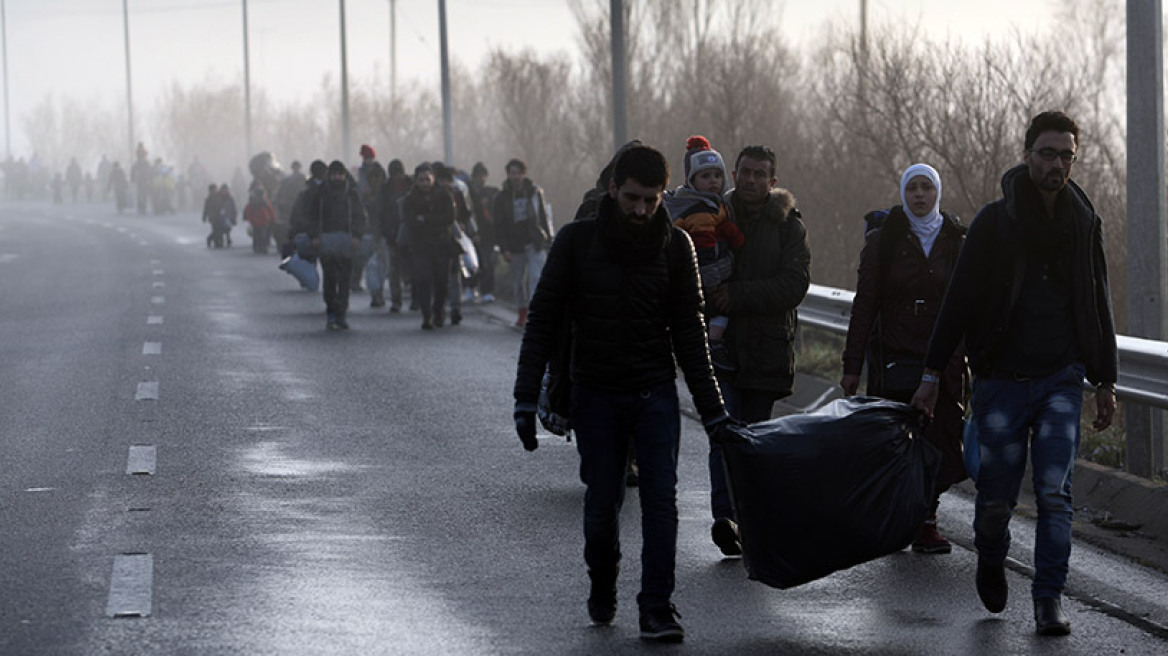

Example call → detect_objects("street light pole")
439 0 452 164
610 0 628 151
389 0 397 106
340 0 351 162
242 0 252 158
1 0 11 160
123 0 135 164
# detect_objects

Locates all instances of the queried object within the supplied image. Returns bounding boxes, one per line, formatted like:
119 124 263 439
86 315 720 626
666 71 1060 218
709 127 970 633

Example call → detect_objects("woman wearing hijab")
840 163 969 554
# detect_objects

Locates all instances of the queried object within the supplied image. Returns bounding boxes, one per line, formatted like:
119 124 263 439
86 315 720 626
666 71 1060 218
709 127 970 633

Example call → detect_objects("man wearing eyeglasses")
912 111 1117 637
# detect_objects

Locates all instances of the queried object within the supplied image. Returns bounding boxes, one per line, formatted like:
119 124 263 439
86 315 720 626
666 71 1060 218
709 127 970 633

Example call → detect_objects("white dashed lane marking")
142 342 161 355
152 281 165 288
134 382 159 400
147 316 163 325
125 446 157 475
150 296 164 305
106 554 153 618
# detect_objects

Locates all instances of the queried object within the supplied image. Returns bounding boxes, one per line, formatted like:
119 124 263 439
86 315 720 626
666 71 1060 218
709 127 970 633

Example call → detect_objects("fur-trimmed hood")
728 186 799 225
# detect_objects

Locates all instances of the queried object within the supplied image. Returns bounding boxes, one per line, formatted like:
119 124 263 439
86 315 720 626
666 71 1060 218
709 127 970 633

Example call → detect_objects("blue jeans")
510 244 546 309
572 382 680 608
708 378 780 520
968 363 1085 599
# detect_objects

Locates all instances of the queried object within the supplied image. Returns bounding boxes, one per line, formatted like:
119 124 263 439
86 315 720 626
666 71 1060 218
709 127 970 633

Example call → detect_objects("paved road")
2 201 1167 655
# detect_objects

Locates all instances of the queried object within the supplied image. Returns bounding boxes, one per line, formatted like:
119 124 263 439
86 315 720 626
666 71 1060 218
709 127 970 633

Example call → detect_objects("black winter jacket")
513 194 725 423
723 187 812 395
305 180 366 238
398 184 456 254
925 165 1117 386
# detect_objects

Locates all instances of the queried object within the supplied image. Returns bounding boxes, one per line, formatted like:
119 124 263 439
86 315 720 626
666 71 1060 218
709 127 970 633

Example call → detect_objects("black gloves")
704 414 746 443
514 405 539 451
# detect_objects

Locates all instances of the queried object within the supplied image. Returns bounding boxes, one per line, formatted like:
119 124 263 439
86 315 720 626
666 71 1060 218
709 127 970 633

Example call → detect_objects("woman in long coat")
840 163 968 554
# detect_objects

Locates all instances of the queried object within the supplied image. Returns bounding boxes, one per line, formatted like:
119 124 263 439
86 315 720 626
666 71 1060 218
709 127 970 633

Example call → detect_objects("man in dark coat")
703 144 811 557
912 111 1117 636
492 158 552 326
512 145 728 643
307 160 367 330
398 163 456 329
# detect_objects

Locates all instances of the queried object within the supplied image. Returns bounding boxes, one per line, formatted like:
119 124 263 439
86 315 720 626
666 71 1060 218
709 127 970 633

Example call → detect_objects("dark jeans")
708 377 781 521
388 245 405 307
475 241 496 295
320 254 353 316
573 381 680 608
968 363 1085 599
410 249 449 321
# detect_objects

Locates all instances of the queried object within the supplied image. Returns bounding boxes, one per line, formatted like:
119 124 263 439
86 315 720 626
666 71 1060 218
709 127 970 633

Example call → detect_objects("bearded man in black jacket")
512 145 728 643
913 111 1117 637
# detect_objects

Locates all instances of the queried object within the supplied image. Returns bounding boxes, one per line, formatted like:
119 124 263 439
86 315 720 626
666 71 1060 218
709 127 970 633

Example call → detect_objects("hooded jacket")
513 193 724 424
306 178 366 239
723 187 812 395
924 164 1117 386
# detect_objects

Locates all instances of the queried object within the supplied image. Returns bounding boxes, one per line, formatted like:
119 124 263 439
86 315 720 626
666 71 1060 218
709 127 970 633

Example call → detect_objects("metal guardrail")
799 283 1168 410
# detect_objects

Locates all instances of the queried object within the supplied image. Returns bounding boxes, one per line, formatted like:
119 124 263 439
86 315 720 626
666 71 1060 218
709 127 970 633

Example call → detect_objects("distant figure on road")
512 144 729 643
65 158 82 203
107 162 129 213
273 160 306 256
131 144 153 215
203 184 226 248
467 162 499 303
308 160 366 331
703 145 811 558
493 158 552 327
912 111 1118 637
398 163 455 330
218 184 238 247
841 163 968 554
244 187 275 255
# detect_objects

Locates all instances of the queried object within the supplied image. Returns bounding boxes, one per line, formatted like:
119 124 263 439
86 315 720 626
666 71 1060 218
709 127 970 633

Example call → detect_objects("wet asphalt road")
1 201 1167 655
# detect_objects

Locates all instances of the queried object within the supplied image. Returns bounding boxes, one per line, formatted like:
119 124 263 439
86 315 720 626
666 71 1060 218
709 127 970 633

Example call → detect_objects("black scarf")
597 194 670 266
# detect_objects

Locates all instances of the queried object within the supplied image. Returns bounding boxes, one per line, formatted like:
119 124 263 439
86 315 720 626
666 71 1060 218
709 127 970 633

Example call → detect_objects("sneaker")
433 311 446 328
326 313 340 331
421 318 433 330
1034 597 1071 636
389 304 401 313
587 568 618 627
711 517 743 557
710 339 737 371
481 293 496 304
976 559 1008 613
912 516 952 554
336 314 350 330
639 604 684 642
370 292 385 308
451 310 462 325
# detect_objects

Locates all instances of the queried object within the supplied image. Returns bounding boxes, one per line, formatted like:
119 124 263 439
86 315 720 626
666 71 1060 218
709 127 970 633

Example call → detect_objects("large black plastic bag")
716 396 941 589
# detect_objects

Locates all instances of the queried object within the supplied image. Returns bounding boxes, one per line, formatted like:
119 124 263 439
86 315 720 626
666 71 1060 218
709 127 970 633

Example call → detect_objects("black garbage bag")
716 396 941 589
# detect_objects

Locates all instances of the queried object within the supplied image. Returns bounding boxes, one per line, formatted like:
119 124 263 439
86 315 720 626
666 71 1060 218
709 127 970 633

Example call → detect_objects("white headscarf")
899 163 944 257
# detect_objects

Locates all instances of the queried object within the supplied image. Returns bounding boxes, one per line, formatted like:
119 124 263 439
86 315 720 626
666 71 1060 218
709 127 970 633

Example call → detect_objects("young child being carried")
665 135 745 371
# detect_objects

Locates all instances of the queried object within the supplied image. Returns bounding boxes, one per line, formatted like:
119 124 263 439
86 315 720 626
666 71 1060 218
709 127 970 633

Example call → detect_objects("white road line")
142 342 161 355
150 296 165 304
150 259 160 264
147 315 163 325
125 446 157 475
152 270 164 276
151 281 165 288
105 553 153 618
135 382 159 400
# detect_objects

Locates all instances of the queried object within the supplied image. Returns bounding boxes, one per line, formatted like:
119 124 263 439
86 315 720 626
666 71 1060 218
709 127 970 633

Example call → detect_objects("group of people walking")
208 144 553 333
512 110 1117 643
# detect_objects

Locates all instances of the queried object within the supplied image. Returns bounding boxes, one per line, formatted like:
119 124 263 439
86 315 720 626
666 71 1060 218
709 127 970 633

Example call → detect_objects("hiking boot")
710 339 737 371
912 516 952 554
451 309 462 325
639 604 684 642
587 568 618 627
976 559 1008 613
711 517 742 557
1034 597 1071 636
